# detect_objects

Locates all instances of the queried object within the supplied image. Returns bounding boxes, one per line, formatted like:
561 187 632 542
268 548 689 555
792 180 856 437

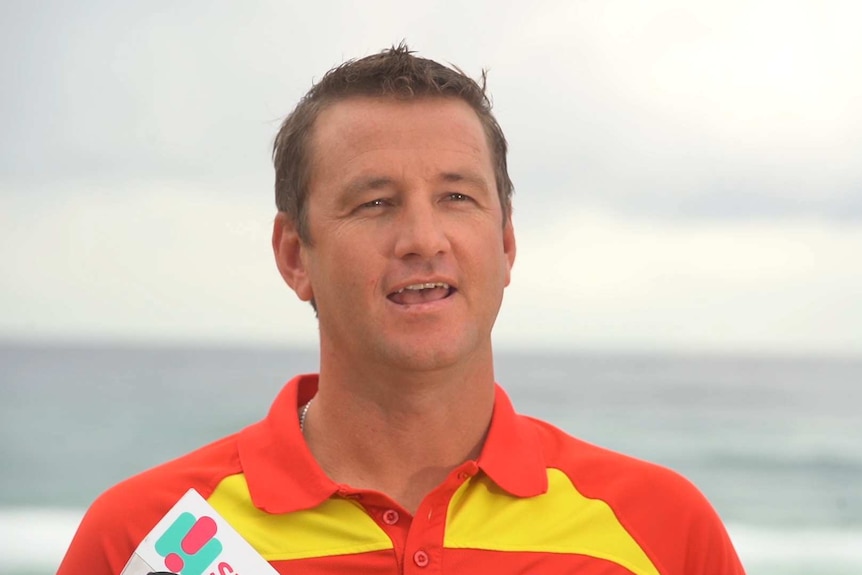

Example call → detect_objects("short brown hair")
272 42 513 243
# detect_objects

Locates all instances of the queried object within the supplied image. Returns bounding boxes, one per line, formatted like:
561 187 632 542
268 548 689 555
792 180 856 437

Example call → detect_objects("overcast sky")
2 0 861 355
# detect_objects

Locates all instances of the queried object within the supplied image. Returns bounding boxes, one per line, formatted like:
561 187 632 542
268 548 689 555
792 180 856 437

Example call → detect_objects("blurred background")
1 1 861 574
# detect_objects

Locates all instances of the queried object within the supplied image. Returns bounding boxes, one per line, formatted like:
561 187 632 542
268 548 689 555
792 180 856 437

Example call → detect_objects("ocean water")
1 343 860 574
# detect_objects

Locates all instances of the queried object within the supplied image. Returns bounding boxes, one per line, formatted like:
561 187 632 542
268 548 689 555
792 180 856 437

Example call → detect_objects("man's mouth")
388 282 455 305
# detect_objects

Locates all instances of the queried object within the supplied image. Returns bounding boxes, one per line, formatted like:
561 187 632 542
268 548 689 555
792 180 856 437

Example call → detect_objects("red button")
382 509 399 525
413 550 430 568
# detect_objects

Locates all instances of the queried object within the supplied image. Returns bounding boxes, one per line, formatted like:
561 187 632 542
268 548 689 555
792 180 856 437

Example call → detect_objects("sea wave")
1 508 860 572
0 507 83 571
728 522 862 564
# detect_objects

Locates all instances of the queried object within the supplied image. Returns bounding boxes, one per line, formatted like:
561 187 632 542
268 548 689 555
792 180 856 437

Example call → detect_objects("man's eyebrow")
341 172 490 196
343 176 396 196
438 171 491 190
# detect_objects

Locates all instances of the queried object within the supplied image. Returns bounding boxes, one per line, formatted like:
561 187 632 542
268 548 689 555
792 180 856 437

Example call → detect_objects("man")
58 44 745 574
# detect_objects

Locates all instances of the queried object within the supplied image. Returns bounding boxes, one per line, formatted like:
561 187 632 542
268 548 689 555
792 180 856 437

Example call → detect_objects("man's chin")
376 335 487 375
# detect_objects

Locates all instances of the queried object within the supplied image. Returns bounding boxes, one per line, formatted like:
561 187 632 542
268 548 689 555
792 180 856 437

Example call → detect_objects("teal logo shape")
155 512 223 575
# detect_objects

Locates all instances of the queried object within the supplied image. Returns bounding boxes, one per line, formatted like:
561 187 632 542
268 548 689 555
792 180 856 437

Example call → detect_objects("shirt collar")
238 374 334 514
238 374 548 514
477 384 549 498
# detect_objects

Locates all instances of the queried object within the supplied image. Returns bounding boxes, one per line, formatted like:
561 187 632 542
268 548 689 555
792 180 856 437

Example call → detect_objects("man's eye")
447 193 471 202
361 198 389 208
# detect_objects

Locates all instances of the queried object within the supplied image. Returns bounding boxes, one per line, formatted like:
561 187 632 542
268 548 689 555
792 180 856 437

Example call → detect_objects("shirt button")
382 509 399 525
413 549 430 568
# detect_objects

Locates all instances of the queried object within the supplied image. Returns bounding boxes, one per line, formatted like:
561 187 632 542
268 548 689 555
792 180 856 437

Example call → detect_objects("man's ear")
272 212 314 302
503 216 516 287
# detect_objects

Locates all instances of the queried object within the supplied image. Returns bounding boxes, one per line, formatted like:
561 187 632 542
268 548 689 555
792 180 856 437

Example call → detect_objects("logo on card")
155 512 223 575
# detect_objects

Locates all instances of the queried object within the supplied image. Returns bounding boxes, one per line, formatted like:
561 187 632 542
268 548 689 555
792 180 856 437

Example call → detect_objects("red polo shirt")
57 374 745 575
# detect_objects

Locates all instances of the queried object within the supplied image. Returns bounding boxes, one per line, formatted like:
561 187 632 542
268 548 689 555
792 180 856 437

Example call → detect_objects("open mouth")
387 282 456 305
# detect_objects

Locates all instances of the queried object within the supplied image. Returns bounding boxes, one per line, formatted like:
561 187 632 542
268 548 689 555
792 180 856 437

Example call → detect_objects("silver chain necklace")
299 398 313 433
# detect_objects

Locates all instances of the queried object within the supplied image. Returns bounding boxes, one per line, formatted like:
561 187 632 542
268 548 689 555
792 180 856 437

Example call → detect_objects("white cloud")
0 181 318 345
494 0 862 218
497 208 862 354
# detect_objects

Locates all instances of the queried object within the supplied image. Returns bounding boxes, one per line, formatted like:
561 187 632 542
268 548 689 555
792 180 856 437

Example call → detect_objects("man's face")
280 96 515 373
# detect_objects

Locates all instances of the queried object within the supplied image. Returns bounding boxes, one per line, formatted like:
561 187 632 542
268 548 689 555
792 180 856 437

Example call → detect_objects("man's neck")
301 361 496 514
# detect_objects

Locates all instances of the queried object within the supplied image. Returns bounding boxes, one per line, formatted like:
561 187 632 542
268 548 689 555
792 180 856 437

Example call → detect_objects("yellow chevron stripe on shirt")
445 468 661 575
207 474 393 561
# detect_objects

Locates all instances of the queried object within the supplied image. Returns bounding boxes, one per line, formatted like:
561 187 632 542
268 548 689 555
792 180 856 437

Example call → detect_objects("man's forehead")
307 96 492 175
313 95 486 139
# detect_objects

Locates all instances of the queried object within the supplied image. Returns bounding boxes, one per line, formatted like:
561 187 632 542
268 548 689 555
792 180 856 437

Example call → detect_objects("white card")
119 488 279 575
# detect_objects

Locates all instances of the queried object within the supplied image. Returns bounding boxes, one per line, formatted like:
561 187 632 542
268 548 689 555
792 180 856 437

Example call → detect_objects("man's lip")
392 281 451 294
386 286 457 306
387 278 458 296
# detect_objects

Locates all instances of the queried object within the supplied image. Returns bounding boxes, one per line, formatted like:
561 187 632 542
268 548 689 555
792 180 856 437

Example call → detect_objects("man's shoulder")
518 415 744 574
95 431 242 527
523 415 714 513
57 431 244 575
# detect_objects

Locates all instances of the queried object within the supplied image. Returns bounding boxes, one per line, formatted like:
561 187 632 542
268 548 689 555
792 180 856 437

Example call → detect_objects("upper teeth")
396 282 449 293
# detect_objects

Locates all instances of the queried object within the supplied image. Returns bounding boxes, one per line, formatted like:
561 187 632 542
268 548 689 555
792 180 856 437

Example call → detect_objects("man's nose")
393 200 450 259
